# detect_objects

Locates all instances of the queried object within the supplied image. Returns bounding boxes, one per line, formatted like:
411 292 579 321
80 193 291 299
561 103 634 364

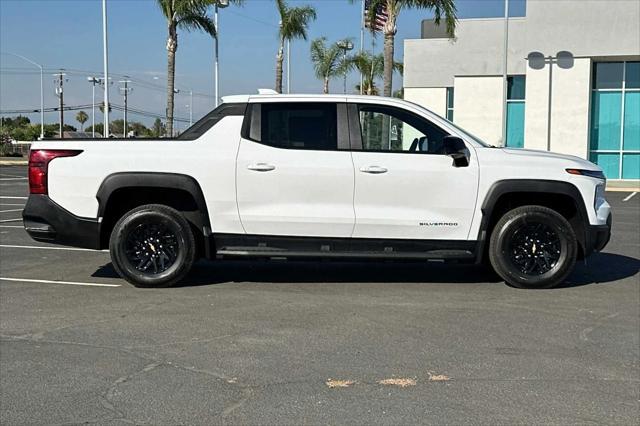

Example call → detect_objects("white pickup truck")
23 94 611 289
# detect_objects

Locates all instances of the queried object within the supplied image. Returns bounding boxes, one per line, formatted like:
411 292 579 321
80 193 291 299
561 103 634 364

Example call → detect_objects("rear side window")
178 103 246 140
249 102 338 150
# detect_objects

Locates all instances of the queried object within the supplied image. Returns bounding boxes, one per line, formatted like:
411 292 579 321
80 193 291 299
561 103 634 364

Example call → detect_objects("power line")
1 103 191 123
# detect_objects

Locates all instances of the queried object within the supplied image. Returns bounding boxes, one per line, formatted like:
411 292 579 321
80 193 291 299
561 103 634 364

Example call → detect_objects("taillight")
28 149 82 194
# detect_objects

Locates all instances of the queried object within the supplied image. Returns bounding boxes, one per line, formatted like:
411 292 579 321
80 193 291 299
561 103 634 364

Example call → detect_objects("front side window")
358 104 448 154
259 102 337 150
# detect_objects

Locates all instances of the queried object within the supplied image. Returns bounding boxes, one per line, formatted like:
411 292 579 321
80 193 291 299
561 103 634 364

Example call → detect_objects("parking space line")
0 196 27 200
0 225 23 228
0 177 27 181
0 204 25 206
0 209 23 213
622 192 637 202
0 244 108 252
0 277 121 288
0 219 22 223
0 173 24 178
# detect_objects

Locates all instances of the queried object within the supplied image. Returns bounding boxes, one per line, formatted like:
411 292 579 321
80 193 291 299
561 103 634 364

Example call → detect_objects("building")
403 0 640 182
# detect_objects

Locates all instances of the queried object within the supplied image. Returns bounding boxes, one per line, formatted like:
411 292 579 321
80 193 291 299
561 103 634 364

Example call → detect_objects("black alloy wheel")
489 205 578 289
110 204 196 288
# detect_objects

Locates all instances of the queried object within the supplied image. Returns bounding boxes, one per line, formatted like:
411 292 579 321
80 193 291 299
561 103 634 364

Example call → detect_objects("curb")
0 160 28 166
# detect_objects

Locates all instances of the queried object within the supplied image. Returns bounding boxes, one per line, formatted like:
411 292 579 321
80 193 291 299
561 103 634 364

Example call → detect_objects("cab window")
258 102 338 150
357 104 448 154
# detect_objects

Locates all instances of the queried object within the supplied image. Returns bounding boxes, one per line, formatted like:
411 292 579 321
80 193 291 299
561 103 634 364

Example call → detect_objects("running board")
215 247 475 260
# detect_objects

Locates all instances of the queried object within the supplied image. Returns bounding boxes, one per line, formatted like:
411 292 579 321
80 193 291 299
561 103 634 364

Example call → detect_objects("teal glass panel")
590 91 622 150
593 62 623 89
623 91 640 150
507 76 526 100
506 102 525 148
625 62 640 89
590 153 620 179
622 154 640 179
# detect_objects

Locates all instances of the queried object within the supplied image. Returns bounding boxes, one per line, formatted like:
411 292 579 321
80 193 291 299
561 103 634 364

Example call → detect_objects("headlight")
595 183 606 211
566 168 606 180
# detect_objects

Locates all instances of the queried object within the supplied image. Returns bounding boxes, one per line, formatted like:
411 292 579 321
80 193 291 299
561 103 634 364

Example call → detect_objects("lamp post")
87 76 103 138
0 52 44 139
501 0 510 147
527 50 574 152
102 0 110 138
336 39 354 94
214 0 229 107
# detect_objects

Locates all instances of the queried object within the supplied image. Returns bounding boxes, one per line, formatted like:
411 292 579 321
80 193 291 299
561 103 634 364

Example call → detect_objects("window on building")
259 102 337 150
505 76 526 148
590 61 640 180
446 87 454 121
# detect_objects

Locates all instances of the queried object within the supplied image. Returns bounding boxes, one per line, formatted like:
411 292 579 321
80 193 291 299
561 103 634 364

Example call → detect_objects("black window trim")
178 102 247 140
241 101 351 151
351 102 452 155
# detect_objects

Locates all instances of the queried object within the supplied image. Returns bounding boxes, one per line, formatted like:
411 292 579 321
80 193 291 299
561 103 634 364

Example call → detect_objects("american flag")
364 0 388 32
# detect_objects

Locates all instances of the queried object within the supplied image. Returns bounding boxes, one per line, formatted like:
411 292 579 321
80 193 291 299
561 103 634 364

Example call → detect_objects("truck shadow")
92 252 639 289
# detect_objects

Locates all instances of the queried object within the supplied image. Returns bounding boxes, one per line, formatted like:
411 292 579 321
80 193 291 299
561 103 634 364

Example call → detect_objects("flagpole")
360 0 365 94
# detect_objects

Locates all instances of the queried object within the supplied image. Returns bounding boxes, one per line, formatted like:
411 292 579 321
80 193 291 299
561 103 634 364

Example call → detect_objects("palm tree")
348 51 402 95
274 0 316 93
361 0 457 97
75 111 88 131
156 0 217 137
309 38 351 94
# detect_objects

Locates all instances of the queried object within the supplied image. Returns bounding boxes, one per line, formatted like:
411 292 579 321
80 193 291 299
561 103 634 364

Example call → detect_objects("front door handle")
247 163 276 172
359 165 388 174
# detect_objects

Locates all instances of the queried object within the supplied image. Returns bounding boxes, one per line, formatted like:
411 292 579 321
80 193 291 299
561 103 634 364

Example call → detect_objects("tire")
109 204 196 288
489 205 577 289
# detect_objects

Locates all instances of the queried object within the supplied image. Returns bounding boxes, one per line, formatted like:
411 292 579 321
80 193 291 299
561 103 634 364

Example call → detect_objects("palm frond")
280 5 317 40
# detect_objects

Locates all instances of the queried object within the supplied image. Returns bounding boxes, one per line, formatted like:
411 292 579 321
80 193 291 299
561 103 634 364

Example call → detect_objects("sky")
0 0 526 129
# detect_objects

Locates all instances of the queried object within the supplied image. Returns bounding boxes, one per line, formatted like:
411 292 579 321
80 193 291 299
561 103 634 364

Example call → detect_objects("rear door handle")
359 165 388 174
247 163 276 172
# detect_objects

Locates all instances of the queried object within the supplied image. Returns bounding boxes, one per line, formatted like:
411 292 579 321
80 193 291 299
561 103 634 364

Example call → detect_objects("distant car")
23 94 611 289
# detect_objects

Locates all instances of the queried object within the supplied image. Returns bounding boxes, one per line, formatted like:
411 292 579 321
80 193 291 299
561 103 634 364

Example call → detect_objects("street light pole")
214 3 219 107
501 0 510 147
102 0 110 138
0 52 45 139
337 40 354 95
287 39 291 94
189 90 193 126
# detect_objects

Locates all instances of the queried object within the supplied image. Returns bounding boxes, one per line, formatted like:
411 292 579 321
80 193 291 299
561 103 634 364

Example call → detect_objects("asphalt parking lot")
1 164 638 425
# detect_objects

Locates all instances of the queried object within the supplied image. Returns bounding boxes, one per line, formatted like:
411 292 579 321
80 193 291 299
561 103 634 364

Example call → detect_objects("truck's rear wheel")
489 205 577 289
109 204 196 288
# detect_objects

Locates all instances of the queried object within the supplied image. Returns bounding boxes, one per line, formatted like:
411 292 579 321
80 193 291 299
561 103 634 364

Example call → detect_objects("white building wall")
453 76 504 145
404 87 447 117
525 58 592 157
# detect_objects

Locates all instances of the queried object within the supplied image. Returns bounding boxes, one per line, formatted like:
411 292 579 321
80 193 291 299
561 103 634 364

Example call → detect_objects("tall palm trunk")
382 32 394 97
323 77 329 94
166 24 177 137
275 36 285 93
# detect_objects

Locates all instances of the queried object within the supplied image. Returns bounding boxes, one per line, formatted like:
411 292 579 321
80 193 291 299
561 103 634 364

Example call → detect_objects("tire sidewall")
490 207 577 289
110 206 195 288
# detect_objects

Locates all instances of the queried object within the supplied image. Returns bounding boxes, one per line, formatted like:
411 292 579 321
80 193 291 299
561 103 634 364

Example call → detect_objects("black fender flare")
476 179 590 261
96 172 212 235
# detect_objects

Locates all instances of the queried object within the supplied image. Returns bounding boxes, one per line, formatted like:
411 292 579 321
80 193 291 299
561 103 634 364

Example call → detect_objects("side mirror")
443 135 469 167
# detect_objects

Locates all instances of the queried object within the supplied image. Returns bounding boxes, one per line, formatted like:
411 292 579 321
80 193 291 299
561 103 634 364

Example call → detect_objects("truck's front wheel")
109 204 196 288
489 205 577 289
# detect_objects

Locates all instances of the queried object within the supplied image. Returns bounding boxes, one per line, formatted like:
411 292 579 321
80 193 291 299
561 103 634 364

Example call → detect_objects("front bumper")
22 195 101 250
584 213 612 257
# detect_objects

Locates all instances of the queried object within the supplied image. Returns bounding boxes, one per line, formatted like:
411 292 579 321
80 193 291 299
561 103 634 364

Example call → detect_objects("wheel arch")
96 172 212 254
476 179 589 262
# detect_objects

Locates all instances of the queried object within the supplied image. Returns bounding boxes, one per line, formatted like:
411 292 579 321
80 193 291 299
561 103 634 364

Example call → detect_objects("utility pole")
119 78 132 137
53 71 66 139
287 39 291 94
